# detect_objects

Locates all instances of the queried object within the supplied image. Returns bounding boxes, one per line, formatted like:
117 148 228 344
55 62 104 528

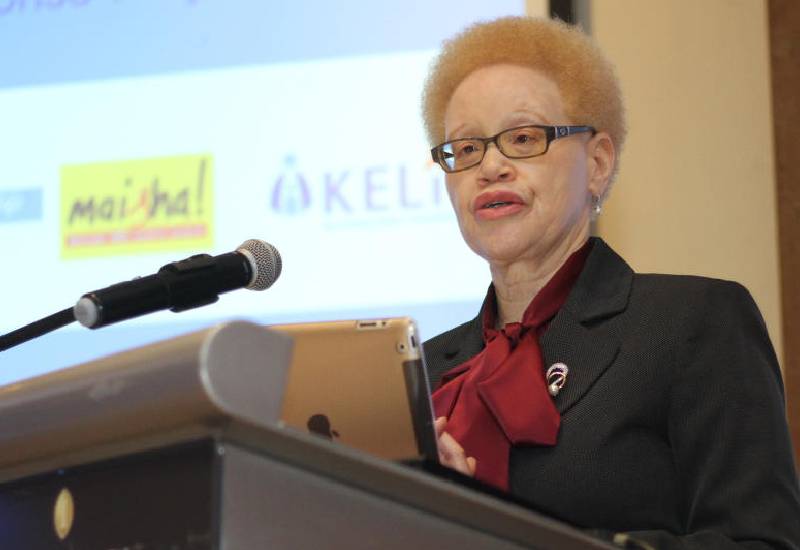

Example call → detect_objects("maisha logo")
60 154 213 259
269 155 450 226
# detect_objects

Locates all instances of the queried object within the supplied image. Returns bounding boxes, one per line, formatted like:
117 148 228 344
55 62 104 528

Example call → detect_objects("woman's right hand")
435 416 477 477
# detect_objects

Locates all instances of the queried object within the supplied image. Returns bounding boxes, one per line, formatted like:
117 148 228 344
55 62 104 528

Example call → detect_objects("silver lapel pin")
546 362 569 397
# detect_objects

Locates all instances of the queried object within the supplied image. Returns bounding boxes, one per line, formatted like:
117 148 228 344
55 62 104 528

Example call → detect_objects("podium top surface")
0 320 292 478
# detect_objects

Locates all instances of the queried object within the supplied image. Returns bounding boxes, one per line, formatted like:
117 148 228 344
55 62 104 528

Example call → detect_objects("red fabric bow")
432 242 591 490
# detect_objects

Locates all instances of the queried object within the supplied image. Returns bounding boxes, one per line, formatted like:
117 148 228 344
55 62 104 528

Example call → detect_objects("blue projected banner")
0 0 521 88
0 0 530 384
0 188 42 223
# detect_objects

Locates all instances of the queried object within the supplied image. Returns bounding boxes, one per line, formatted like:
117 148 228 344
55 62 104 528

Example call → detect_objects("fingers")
466 456 477 476
435 416 447 437
439 431 471 474
435 416 477 477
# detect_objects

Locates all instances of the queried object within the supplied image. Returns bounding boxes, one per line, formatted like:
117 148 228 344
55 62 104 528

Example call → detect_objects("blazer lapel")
540 238 633 414
428 313 484 386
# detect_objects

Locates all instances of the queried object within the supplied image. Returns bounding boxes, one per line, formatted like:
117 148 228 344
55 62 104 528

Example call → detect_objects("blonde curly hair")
422 16 626 175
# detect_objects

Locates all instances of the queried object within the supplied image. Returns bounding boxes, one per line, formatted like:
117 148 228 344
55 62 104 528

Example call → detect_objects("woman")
421 16 800 549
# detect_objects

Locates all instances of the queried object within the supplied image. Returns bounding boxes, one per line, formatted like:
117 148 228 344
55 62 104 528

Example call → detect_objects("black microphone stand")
0 308 75 353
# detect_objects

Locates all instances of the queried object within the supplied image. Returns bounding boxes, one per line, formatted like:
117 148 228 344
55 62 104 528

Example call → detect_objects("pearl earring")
591 195 602 216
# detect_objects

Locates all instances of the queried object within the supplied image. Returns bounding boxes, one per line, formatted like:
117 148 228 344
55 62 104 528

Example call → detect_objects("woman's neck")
489 234 589 327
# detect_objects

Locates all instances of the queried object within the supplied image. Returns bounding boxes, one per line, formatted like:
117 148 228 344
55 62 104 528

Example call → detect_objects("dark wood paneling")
768 0 800 464
549 0 575 24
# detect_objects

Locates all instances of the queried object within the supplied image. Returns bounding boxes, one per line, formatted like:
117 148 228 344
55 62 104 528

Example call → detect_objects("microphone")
74 239 281 329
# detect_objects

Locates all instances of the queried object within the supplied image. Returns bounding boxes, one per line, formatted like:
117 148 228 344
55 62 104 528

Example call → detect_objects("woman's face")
443 64 609 266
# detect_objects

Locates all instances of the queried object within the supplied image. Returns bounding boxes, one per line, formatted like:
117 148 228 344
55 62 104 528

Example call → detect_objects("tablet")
271 317 437 462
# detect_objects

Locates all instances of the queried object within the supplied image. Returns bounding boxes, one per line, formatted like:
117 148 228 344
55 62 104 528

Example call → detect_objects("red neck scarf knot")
432 241 592 491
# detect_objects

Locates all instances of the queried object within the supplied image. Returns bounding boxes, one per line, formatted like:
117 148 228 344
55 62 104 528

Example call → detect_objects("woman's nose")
477 144 514 185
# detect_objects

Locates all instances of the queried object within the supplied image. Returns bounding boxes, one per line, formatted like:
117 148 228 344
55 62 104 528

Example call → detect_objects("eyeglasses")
430 124 596 173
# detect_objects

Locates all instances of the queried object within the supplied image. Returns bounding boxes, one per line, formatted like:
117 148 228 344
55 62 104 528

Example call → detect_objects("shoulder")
566 238 763 330
629 272 781 389
587 238 755 305
622 272 771 355
633 272 751 296
630 273 765 326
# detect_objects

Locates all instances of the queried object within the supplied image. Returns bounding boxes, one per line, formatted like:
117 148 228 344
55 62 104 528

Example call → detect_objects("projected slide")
0 1 528 382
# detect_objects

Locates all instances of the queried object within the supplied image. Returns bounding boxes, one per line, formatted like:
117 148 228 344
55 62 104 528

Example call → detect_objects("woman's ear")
586 131 616 199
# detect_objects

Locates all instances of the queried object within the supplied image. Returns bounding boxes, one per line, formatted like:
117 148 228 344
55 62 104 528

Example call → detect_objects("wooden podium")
0 321 615 549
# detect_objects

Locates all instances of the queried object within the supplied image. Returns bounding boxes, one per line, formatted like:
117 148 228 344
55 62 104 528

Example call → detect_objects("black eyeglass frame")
430 124 596 174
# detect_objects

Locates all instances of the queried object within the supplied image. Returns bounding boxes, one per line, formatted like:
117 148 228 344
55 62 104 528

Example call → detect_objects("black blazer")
423 238 800 549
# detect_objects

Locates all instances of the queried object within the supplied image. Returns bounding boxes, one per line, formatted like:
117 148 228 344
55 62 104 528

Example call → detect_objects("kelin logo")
268 155 449 224
270 156 311 215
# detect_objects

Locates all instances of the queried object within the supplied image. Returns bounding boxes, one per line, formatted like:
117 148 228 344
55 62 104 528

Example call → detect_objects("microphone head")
237 239 282 290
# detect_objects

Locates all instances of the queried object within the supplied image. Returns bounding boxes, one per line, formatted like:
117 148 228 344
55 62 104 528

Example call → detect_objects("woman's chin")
469 240 539 266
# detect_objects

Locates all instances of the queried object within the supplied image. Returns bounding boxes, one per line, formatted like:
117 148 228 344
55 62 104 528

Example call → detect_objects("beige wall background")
564 0 784 365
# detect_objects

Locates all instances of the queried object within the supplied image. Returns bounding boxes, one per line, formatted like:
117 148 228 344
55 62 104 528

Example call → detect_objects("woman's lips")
472 190 526 220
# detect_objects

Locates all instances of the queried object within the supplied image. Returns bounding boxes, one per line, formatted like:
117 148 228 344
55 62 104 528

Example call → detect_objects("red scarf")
432 242 591 490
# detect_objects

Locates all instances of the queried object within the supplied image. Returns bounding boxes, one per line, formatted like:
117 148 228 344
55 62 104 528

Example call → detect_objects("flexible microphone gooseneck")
0 239 281 352
74 239 282 329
